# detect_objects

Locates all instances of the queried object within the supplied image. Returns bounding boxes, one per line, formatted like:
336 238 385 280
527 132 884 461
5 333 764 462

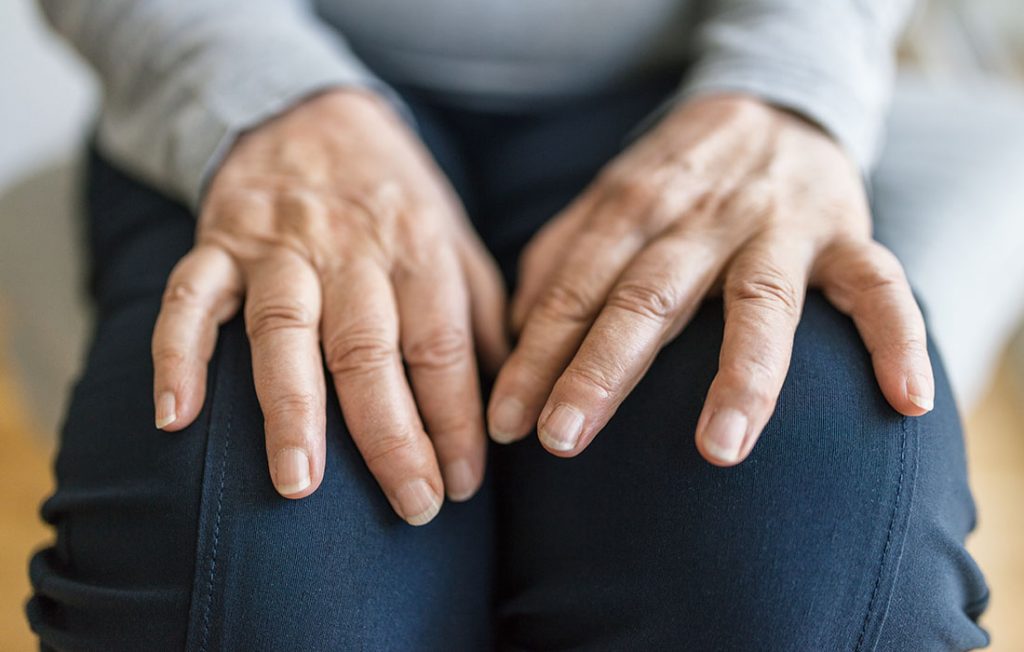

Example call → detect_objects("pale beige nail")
395 479 442 526
443 458 478 502
490 396 526 443
701 409 748 463
539 403 584 451
907 373 934 412
274 447 312 496
155 391 177 429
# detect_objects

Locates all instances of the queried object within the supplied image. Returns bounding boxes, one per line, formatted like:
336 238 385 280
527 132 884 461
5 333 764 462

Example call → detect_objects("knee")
495 292 985 649
706 293 984 635
27 353 203 649
663 293 987 649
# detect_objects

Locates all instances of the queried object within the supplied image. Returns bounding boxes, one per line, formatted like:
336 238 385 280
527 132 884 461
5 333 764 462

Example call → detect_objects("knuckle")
610 175 657 206
563 362 617 401
404 324 470 372
161 277 236 318
748 383 777 409
606 279 678 322
855 244 907 291
362 428 420 469
151 345 189 370
274 188 329 236
323 327 397 377
537 280 595 324
396 235 442 273
161 277 204 310
824 240 911 306
688 185 727 216
373 181 415 218
876 335 928 361
263 391 320 423
496 350 547 390
425 412 482 451
245 299 315 340
728 181 777 226
819 196 863 227
585 211 636 240
204 188 274 232
393 215 449 272
437 413 481 440
717 361 778 409
728 269 800 317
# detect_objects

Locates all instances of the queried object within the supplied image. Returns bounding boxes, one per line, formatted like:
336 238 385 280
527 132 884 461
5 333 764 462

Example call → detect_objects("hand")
151 90 508 524
488 95 932 465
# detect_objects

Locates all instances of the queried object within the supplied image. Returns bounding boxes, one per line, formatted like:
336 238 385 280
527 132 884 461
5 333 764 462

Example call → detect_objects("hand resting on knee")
488 94 935 465
150 89 509 525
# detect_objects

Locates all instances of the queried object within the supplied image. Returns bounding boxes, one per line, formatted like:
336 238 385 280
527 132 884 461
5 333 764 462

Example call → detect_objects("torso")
314 0 699 108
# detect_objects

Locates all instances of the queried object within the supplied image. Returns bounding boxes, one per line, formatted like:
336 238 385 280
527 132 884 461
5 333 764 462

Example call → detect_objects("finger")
815 239 934 416
455 233 509 375
696 236 814 466
321 260 443 525
491 168 720 444
396 247 485 502
509 172 698 333
509 193 594 334
152 245 242 431
488 190 662 444
537 231 725 455
244 251 326 499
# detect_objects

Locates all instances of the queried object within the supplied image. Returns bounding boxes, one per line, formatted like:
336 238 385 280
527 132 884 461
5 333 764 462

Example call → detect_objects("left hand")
487 94 933 465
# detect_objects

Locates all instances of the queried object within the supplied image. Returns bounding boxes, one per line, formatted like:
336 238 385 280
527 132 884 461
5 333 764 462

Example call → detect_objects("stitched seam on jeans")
198 404 233 652
853 416 909 652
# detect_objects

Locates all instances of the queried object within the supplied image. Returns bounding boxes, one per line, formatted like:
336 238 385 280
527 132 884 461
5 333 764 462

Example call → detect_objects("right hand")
150 89 508 525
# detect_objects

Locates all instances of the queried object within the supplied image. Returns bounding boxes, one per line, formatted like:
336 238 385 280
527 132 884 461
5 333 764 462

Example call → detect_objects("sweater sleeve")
39 0 405 210
678 0 916 170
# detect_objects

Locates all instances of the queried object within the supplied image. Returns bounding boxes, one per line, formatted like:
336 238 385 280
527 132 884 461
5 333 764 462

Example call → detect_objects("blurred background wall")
0 0 95 439
0 0 1021 648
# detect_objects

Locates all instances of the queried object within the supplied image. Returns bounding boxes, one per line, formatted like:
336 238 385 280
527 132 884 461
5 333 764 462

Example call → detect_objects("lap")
28 152 495 651
30 80 988 650
492 292 987 650
472 87 988 649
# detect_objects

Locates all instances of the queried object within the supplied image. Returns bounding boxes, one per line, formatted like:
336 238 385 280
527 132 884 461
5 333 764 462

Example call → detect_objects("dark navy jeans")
28 81 989 650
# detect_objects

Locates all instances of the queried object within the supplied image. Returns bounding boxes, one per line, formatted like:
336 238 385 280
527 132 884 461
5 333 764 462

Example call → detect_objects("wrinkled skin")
152 89 932 526
488 95 932 464
152 90 508 525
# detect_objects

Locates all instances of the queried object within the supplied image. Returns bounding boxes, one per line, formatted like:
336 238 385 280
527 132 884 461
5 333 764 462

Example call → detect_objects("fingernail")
443 458 478 502
539 403 584 452
907 373 934 412
273 447 311 496
702 409 748 463
155 391 176 429
396 479 442 526
490 396 525 443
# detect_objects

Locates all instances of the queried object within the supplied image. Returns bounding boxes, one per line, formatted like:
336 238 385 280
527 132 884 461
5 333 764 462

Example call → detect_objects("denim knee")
493 292 988 650
29 153 496 651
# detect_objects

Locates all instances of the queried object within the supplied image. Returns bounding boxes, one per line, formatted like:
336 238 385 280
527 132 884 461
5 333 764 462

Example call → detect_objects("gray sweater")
40 0 914 209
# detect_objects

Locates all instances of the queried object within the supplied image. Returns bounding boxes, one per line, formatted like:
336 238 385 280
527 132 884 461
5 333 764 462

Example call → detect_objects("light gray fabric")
40 0 913 210
38 0 399 208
